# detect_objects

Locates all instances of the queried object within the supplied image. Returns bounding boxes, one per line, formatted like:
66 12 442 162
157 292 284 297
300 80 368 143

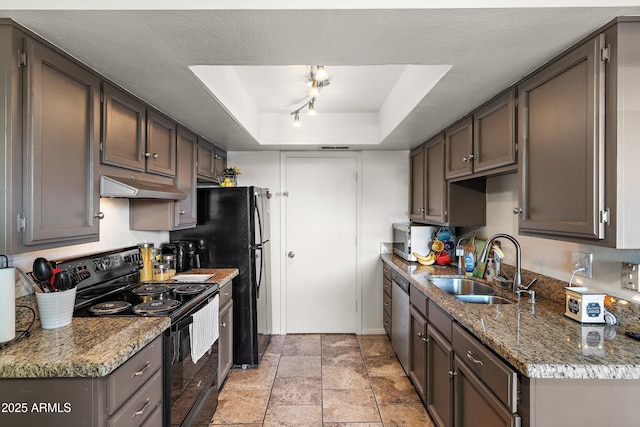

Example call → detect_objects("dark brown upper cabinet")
101 84 146 172
517 34 606 241
445 117 474 180
146 109 177 178
473 90 516 173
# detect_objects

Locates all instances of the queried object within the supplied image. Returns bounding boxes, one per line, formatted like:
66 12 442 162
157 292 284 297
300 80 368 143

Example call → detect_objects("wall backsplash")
7 198 168 297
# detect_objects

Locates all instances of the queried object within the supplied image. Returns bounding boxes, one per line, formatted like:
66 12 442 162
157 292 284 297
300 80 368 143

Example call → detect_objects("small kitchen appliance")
564 287 606 323
392 223 439 262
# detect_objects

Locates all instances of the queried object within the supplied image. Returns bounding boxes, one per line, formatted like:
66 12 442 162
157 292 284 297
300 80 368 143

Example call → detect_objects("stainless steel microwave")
392 223 438 262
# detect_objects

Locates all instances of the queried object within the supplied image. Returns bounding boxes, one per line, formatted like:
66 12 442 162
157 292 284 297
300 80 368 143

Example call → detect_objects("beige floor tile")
209 424 262 427
321 345 364 366
260 352 281 367
322 364 370 389
263 404 323 427
276 355 322 378
322 389 381 423
370 376 422 404
285 334 322 342
323 424 383 427
358 339 394 357
269 377 323 405
378 403 434 426
357 334 389 341
322 334 360 348
364 354 405 377
223 364 278 390
282 338 322 356
210 389 270 424
264 335 286 355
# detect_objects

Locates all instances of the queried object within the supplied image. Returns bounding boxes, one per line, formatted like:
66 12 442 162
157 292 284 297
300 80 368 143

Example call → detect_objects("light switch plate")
622 263 639 292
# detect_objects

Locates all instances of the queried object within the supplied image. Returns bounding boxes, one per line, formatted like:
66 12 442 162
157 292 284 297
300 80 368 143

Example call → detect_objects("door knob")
287 251 295 258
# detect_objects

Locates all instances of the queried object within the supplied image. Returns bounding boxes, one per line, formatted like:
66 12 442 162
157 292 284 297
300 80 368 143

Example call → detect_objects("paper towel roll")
0 267 16 343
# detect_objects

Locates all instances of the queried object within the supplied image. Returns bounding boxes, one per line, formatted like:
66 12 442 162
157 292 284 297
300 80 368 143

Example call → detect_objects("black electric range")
57 246 220 427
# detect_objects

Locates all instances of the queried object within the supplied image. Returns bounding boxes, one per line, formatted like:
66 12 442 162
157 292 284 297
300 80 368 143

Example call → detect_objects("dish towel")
189 295 219 364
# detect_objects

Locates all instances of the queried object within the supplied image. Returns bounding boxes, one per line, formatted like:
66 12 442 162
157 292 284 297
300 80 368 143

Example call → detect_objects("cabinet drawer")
410 285 428 318
452 323 518 412
383 276 392 297
218 280 233 308
383 290 392 317
383 310 391 336
108 369 162 427
428 300 452 342
107 336 163 414
382 263 391 281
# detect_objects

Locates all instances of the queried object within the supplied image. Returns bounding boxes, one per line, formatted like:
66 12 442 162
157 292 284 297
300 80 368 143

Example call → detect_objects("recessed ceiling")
190 64 450 146
2 1 640 151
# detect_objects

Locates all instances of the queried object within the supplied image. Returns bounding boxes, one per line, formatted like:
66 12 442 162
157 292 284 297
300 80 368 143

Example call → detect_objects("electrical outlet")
571 251 593 279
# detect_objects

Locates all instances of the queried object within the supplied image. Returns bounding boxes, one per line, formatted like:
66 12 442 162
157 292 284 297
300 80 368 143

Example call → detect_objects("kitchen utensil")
32 257 53 286
53 271 74 291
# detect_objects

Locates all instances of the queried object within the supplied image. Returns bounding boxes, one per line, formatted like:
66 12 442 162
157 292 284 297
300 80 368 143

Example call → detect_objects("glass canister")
161 254 177 278
139 242 154 282
153 263 170 281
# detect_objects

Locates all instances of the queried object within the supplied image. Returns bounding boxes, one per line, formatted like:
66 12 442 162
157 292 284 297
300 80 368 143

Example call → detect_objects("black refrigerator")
171 186 272 368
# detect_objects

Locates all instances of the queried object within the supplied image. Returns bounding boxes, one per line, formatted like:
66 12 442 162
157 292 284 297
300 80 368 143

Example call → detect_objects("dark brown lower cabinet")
426 324 453 427
453 354 520 427
218 281 234 389
408 304 428 402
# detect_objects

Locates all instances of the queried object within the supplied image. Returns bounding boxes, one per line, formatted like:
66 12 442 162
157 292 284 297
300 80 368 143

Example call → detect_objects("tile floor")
209 334 435 426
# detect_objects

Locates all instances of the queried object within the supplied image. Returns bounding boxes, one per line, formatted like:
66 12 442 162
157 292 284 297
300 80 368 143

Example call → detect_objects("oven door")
165 296 219 427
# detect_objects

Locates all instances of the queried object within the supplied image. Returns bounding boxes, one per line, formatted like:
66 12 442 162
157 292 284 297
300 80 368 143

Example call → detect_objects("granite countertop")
0 317 169 378
0 268 238 379
381 254 640 380
149 268 238 285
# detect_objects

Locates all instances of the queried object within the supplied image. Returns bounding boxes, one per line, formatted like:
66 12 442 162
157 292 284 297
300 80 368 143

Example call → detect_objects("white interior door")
284 155 358 333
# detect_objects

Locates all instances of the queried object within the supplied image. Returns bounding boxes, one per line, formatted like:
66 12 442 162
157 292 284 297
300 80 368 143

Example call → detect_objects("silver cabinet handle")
288 251 295 258
221 322 226 328
144 152 159 159
466 351 484 366
93 212 105 220
422 337 428 343
131 361 151 378
448 370 457 377
131 398 151 419
513 207 523 215
179 210 186 215
463 154 475 162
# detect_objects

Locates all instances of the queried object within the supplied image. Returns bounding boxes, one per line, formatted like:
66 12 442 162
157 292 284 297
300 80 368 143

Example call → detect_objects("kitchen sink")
429 277 495 296
454 295 513 304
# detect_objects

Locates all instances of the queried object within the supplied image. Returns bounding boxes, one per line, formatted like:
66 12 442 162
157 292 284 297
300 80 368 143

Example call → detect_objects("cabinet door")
213 146 227 177
23 38 101 246
453 355 519 427
445 117 473 179
409 145 426 221
197 137 216 180
426 325 453 427
174 127 197 228
473 90 516 173
218 300 233 389
424 133 447 224
146 109 176 177
101 84 146 171
518 34 606 240
409 304 428 403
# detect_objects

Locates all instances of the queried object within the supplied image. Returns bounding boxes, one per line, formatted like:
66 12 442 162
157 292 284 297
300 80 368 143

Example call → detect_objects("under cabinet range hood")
100 175 187 200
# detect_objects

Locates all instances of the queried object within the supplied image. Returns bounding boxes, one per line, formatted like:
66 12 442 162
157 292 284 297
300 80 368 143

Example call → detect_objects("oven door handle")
172 315 193 332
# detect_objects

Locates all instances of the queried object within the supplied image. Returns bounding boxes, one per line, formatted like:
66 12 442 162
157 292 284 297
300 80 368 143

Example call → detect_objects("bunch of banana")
413 251 436 266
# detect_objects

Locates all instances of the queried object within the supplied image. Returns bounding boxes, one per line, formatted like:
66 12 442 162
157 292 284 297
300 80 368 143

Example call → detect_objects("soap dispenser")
463 234 476 276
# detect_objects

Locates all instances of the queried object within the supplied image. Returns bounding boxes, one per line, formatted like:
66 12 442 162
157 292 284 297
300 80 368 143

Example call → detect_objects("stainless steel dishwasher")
390 270 410 374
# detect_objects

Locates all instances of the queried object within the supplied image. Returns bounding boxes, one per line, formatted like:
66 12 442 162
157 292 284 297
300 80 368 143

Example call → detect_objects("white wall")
8 198 168 296
481 174 640 303
228 150 409 334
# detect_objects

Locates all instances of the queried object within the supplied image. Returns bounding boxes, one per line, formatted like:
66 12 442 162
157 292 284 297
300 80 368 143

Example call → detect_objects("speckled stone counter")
0 316 169 378
0 268 238 379
381 254 640 380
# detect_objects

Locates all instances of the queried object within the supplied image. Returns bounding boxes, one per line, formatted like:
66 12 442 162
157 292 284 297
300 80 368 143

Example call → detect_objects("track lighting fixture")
290 66 331 127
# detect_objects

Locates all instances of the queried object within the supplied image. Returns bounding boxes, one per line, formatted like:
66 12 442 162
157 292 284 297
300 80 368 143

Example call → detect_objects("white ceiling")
2 1 640 151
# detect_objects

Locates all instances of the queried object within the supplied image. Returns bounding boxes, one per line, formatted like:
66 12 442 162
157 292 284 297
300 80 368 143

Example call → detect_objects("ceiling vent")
320 146 350 150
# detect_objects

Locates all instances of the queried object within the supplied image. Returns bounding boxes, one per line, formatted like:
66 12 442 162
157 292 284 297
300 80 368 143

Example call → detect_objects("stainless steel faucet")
479 234 523 294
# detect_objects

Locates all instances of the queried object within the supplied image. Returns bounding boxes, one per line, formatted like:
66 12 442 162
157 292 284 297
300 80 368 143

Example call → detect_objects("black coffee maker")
161 241 198 272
